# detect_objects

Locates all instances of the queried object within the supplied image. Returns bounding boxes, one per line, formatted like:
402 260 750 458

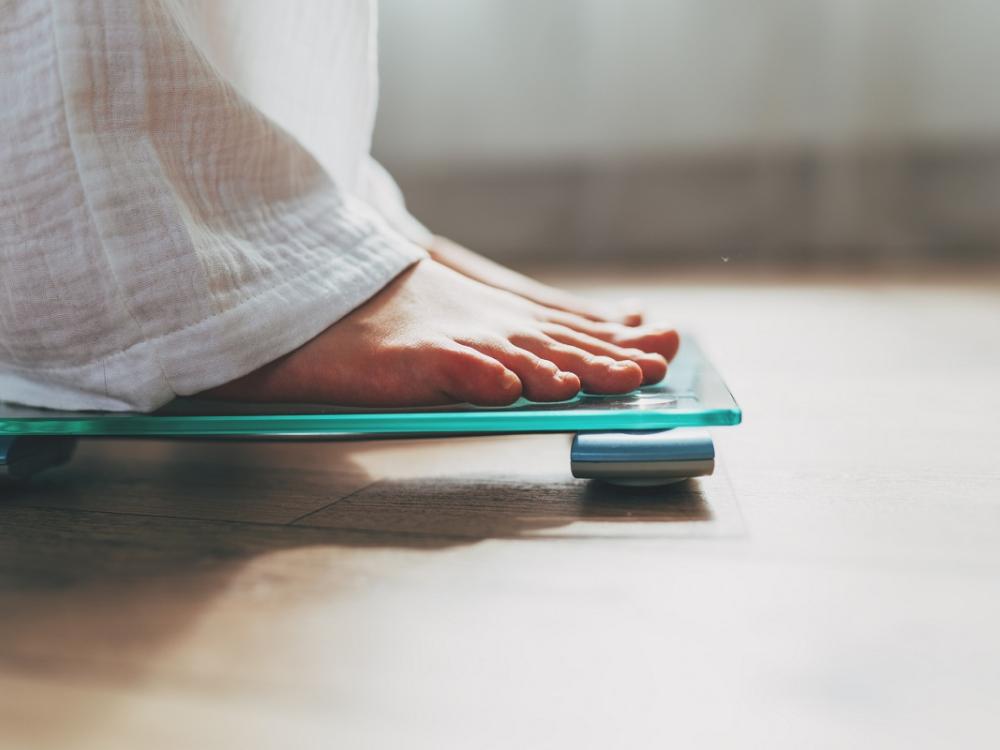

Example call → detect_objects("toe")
519 285 641 326
618 298 645 326
543 312 678 362
541 325 669 385
461 338 581 402
511 334 644 394
578 301 641 326
436 344 523 406
613 328 681 362
542 311 623 342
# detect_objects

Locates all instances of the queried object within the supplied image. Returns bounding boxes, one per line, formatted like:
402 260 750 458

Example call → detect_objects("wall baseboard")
386 143 1000 267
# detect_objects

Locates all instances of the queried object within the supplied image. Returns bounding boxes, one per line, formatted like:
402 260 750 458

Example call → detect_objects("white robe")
0 0 430 411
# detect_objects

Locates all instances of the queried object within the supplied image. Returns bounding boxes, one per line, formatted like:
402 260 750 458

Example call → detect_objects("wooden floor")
2 271 999 749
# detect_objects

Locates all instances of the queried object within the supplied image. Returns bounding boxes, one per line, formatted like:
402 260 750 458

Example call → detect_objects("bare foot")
427 235 645 326
205 259 678 407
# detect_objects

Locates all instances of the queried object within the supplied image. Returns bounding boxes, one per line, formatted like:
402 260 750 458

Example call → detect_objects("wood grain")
1 272 998 749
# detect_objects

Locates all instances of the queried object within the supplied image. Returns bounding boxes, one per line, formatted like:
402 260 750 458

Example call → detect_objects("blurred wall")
373 0 1000 266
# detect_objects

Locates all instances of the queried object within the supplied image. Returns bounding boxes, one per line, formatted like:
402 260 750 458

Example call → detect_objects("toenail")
500 369 520 389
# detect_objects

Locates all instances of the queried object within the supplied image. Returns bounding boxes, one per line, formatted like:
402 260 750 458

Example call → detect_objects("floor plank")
1 440 374 524
296 465 742 539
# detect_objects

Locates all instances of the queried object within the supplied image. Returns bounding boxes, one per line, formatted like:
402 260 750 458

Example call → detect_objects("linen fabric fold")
0 0 427 411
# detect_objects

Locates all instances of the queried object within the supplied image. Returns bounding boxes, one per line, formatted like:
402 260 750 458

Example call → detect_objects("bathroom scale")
0 338 740 485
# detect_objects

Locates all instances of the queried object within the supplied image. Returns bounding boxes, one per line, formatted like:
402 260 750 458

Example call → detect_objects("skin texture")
427 235 645 326
206 251 680 407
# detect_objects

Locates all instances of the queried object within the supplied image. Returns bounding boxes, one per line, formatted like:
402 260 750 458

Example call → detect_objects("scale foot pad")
571 430 714 486
0 436 77 482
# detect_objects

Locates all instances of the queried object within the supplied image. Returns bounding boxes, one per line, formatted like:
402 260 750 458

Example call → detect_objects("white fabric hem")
0 235 425 412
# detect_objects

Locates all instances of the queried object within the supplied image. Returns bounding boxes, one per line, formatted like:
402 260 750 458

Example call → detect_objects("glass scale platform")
0 339 740 485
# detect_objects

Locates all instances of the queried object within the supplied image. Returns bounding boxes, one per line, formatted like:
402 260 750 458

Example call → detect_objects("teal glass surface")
0 339 740 437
